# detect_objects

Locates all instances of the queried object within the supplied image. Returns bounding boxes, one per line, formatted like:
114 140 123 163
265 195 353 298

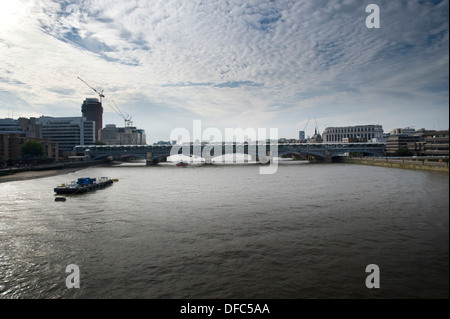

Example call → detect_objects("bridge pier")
324 150 332 163
204 151 213 165
250 155 259 163
146 152 155 166
266 150 273 163
250 150 274 164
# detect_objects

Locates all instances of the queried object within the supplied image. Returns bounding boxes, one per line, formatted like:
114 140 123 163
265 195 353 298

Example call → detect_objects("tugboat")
54 177 114 195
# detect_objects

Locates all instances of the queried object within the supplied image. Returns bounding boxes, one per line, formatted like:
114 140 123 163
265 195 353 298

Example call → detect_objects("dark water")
0 162 448 299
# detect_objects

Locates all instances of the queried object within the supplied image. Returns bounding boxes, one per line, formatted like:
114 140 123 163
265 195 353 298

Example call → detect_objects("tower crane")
303 118 311 132
78 76 133 127
314 117 320 135
78 77 105 103
110 99 133 128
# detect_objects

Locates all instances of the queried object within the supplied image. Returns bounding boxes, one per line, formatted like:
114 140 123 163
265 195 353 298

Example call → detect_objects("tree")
394 146 412 157
21 140 45 158
95 140 107 145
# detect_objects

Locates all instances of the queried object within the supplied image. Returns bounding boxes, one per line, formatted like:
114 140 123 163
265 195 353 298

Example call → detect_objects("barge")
54 177 114 195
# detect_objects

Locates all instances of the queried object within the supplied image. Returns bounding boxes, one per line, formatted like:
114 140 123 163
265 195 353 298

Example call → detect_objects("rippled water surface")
0 162 448 298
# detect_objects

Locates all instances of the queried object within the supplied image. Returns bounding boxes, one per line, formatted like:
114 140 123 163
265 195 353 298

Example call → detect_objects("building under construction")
81 98 103 141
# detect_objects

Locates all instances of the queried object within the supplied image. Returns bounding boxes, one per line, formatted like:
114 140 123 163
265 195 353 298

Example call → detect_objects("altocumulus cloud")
0 0 448 141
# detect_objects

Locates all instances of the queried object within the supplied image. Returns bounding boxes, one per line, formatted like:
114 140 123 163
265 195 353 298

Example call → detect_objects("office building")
386 134 424 155
99 124 146 145
36 116 95 153
0 118 25 135
385 127 427 155
423 130 449 156
322 125 384 143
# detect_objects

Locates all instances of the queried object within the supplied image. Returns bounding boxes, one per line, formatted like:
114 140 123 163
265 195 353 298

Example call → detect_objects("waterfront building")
0 134 59 161
322 125 384 143
0 118 25 135
0 119 25 160
386 134 424 155
99 124 146 145
385 127 427 155
423 130 449 156
36 116 95 153
81 98 103 140
1 117 58 160
1 133 22 160
99 124 120 145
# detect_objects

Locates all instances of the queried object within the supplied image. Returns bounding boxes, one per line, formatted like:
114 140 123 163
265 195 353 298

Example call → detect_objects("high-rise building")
81 98 103 140
299 131 306 142
36 116 95 153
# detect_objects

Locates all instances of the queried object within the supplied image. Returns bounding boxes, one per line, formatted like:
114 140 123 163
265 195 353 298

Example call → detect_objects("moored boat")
176 161 188 167
54 177 114 195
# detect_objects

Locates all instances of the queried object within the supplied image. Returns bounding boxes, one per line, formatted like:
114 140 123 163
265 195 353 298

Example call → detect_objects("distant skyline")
0 0 448 143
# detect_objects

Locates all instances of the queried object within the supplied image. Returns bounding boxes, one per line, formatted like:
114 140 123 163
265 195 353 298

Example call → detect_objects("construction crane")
110 99 133 128
314 117 320 135
78 76 133 126
303 118 311 132
78 77 105 103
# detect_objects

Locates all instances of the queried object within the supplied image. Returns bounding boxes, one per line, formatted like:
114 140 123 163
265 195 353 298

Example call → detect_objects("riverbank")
337 157 449 173
0 160 111 183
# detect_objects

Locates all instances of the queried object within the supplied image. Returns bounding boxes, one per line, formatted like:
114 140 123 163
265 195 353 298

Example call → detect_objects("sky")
0 0 448 143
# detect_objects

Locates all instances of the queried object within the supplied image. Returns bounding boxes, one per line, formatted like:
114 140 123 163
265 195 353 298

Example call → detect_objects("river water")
0 161 448 299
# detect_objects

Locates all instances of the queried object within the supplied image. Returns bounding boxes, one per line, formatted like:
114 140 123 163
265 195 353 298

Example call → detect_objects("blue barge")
54 177 114 195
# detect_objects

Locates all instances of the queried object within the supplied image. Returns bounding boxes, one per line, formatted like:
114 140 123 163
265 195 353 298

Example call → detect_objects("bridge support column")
146 152 154 166
204 151 212 165
250 155 259 163
257 150 273 165
324 150 332 163
266 150 273 163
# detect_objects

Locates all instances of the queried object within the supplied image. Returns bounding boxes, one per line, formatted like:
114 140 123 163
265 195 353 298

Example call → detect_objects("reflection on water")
0 162 448 298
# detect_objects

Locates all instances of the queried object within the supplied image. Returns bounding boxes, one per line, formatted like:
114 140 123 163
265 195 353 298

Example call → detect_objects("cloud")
0 0 448 141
